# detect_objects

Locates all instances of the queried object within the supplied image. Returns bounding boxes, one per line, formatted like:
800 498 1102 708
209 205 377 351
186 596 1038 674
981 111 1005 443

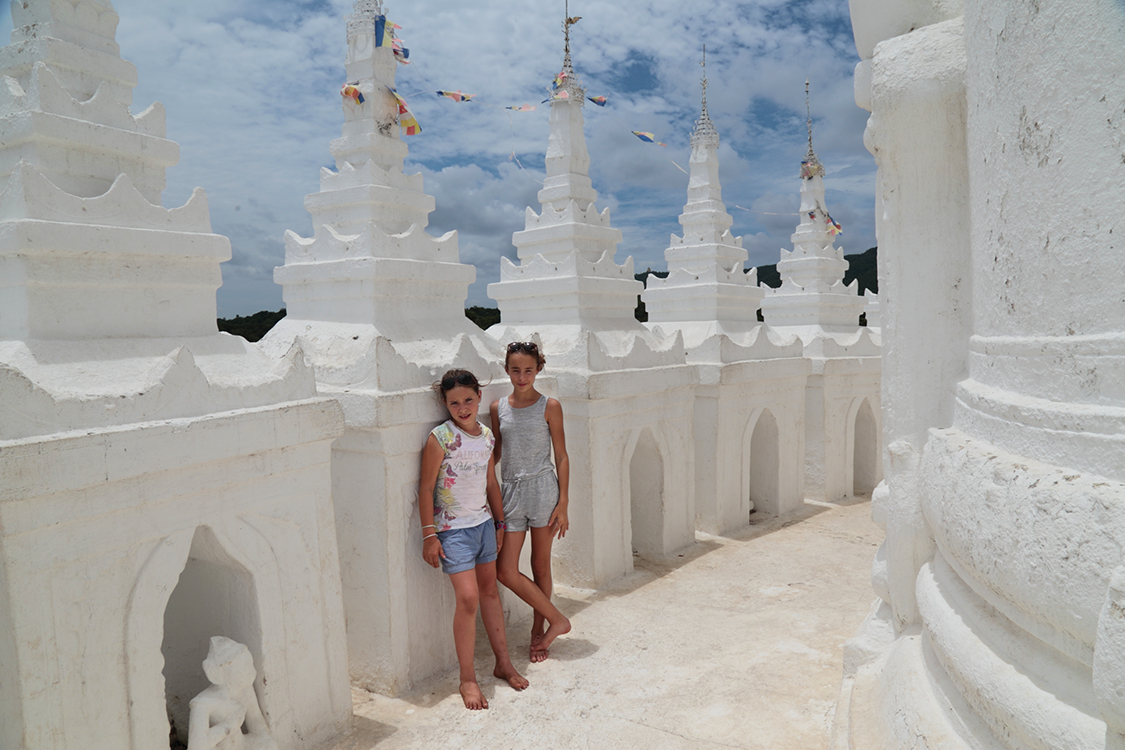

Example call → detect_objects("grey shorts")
501 470 559 532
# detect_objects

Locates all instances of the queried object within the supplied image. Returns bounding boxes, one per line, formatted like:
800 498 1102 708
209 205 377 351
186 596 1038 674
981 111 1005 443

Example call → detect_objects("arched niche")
744 408 780 517
161 525 262 746
628 427 666 559
126 519 286 750
853 397 880 496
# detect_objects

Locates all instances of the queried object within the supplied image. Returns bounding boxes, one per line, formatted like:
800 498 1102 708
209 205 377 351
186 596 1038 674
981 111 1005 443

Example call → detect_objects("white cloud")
0 0 876 317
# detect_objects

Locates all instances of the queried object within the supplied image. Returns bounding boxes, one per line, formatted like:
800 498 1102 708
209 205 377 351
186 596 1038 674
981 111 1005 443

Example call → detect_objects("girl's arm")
545 397 570 539
489 399 503 463
418 434 446 568
485 452 505 552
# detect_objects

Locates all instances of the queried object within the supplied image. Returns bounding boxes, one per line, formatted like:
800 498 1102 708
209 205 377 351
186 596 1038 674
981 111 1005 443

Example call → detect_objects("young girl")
491 341 572 662
418 369 528 710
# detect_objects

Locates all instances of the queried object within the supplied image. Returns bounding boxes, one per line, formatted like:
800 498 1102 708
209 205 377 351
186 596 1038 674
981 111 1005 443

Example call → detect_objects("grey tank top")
497 394 554 482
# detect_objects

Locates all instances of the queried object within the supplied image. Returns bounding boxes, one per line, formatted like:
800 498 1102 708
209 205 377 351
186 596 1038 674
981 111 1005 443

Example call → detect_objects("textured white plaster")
837 0 1125 746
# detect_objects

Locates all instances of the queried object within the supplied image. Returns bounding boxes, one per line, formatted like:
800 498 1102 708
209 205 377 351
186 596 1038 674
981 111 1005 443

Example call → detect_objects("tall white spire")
269 0 483 346
760 79 865 332
643 46 762 343
489 4 646 332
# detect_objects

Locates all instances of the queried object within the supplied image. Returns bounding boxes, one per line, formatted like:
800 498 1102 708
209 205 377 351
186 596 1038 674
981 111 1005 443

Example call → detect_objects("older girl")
491 342 572 662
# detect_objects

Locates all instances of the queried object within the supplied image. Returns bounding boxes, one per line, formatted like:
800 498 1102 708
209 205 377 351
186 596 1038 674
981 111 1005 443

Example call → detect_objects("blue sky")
1 0 874 318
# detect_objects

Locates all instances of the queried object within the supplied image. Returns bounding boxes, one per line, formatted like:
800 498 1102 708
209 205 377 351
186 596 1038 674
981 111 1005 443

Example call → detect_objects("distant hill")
218 308 286 342
220 250 878 338
750 246 878 295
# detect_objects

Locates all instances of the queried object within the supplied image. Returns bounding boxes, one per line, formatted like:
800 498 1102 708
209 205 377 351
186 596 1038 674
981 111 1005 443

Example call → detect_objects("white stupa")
266 0 498 378
488 11 696 589
760 82 868 337
0 1 351 748
487 14 675 355
260 0 502 697
643 49 766 347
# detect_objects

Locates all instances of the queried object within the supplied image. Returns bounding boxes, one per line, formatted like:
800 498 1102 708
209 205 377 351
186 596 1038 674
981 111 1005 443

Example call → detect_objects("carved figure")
187 637 278 750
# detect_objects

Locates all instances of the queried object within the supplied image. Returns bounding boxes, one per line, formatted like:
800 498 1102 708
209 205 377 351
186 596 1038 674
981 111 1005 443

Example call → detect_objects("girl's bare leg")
448 570 487 709
528 525 557 661
497 529 571 662
474 561 528 690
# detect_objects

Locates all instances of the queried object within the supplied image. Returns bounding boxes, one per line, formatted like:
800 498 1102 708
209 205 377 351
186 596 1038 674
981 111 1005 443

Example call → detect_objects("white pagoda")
760 83 882 502
261 0 503 696
488 13 697 587
0 1 351 748
642 53 809 531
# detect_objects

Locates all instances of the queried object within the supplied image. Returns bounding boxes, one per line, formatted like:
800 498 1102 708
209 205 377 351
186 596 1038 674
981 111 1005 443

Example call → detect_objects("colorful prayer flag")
374 15 400 47
506 104 536 112
542 90 570 103
436 90 474 102
387 86 422 135
800 159 825 179
392 38 409 64
588 95 607 106
341 83 364 104
827 214 843 236
631 131 667 147
553 71 568 89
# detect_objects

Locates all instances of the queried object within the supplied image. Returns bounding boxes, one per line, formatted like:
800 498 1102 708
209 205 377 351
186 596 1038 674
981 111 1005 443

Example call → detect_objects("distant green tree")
217 309 286 342
465 306 500 330
633 270 667 322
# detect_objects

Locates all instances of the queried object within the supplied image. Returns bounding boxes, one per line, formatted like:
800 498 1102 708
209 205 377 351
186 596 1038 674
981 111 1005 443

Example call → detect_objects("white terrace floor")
333 497 881 750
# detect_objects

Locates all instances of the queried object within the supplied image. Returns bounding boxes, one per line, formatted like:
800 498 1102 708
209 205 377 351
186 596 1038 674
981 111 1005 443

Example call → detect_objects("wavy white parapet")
0 338 316 441
283 220 456 265
670 228 744 249
0 62 164 136
499 248 633 282
523 198 613 230
0 160 211 231
318 158 424 194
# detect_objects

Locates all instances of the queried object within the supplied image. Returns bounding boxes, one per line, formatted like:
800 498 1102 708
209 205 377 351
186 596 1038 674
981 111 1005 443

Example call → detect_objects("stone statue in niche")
187 636 278 750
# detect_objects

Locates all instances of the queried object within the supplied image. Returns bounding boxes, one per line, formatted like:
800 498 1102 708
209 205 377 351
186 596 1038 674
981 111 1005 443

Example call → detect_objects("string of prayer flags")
341 83 364 104
388 86 422 135
588 95 607 106
437 90 474 102
631 131 667 147
542 90 570 103
506 104 536 112
827 214 843 236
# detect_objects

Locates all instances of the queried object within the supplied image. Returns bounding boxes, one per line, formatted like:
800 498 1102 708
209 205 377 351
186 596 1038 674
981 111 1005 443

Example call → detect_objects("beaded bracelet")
494 520 507 531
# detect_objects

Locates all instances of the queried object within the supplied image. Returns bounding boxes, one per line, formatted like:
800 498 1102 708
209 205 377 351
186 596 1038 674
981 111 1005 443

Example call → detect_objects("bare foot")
536 616 572 656
459 681 488 710
493 663 529 690
529 632 547 662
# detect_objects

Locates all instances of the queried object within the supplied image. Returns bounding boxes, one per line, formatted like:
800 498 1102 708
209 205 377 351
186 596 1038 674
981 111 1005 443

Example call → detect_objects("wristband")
423 533 437 541
421 524 435 530
494 520 507 531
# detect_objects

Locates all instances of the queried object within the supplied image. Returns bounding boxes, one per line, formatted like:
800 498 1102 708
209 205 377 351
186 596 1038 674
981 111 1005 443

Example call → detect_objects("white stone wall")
836 1 1125 747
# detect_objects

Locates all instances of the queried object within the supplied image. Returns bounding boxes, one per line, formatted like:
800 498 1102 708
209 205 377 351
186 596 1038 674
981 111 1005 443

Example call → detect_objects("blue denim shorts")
437 520 497 575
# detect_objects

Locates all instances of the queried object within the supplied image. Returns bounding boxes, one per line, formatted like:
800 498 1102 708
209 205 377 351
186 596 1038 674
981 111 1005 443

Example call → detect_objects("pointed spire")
557 0 587 103
692 44 719 146
801 77 824 179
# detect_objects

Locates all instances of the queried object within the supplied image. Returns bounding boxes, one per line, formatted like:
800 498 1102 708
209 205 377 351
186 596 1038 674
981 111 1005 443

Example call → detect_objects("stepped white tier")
0 2 352 749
